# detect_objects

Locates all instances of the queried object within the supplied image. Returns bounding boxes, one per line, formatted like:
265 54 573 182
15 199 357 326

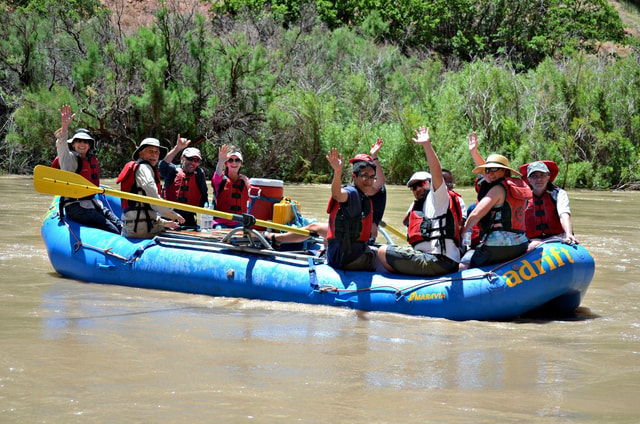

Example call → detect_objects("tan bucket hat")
472 154 519 174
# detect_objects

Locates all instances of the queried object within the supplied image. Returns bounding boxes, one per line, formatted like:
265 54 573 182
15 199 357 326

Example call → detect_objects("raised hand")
468 132 478 154
176 134 191 150
326 148 343 172
370 138 383 158
412 126 430 145
58 105 76 133
218 144 229 162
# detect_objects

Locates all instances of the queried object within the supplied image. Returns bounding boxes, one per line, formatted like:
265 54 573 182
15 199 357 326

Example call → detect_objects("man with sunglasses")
325 148 384 271
53 105 122 234
159 135 208 228
376 127 462 276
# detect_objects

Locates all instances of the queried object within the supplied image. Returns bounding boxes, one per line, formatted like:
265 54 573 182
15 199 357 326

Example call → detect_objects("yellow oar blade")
34 165 103 198
379 220 406 240
33 165 310 236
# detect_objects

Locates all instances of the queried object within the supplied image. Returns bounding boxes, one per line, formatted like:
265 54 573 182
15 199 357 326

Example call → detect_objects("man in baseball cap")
159 135 208 228
519 160 578 245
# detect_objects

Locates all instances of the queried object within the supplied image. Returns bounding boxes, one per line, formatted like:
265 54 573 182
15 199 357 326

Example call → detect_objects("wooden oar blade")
33 165 103 198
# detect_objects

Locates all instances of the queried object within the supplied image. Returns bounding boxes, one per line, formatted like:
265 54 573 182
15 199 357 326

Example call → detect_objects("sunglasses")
185 157 200 163
484 167 502 174
357 173 376 181
409 180 429 190
227 158 242 163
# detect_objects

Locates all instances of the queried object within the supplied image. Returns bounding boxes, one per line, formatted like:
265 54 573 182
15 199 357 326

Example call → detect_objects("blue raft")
41 194 595 321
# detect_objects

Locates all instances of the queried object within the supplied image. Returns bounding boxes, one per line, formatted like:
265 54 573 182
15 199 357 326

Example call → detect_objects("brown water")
1 175 639 423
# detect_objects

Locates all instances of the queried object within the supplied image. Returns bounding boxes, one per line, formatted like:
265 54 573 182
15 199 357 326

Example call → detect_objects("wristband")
372 157 379 161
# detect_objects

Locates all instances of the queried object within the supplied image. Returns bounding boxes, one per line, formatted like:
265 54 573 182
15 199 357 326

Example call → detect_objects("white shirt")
413 183 460 262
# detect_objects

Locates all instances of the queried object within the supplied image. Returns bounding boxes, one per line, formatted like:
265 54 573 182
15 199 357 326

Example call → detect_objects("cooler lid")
249 178 284 188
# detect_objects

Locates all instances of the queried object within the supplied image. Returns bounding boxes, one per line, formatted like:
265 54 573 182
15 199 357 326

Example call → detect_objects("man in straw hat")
376 127 462 276
53 104 122 234
519 160 579 247
159 135 208 228
461 132 532 268
117 137 185 238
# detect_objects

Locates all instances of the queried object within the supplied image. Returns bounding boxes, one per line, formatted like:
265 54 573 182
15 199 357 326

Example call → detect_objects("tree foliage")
0 0 639 189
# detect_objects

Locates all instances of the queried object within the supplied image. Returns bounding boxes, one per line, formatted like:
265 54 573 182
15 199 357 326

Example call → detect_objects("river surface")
1 175 639 423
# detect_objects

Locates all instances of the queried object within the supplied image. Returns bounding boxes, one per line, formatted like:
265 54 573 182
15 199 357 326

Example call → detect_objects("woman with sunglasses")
461 132 532 268
211 144 251 227
159 135 208 229
53 105 122 234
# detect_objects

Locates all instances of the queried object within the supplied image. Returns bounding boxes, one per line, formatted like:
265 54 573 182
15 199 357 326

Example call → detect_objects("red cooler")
248 178 284 229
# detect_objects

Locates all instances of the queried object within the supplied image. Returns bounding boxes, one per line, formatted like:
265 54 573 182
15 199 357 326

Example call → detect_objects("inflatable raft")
39 193 595 321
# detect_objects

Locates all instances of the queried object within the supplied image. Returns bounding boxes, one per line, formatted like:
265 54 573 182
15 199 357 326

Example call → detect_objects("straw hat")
472 154 519 174
133 138 168 160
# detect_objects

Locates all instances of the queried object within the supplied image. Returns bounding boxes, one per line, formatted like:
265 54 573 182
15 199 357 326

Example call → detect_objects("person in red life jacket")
159 135 208 229
442 169 467 221
325 148 382 271
53 105 122 234
211 144 251 228
519 160 579 248
377 127 461 276
461 132 532 269
117 138 185 239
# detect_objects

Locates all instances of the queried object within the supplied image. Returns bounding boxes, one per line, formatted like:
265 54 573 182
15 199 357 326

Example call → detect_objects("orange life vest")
116 161 161 232
406 190 463 252
477 177 530 236
525 186 564 238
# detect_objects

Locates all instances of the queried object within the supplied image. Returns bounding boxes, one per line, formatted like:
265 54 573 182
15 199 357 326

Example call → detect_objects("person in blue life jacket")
117 138 185 239
519 160 579 249
325 145 386 272
159 135 208 229
52 105 122 234
460 132 532 269
377 127 461 276
268 138 387 249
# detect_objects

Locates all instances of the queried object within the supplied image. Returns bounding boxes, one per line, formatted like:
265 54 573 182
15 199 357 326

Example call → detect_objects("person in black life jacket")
460 132 532 269
53 104 122 234
159 135 208 229
325 148 382 271
267 138 387 249
211 144 251 228
377 126 461 276
519 160 579 248
117 138 185 239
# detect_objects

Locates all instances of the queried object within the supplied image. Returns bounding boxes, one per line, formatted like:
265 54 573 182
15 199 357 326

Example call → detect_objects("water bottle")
462 231 472 249
201 202 213 232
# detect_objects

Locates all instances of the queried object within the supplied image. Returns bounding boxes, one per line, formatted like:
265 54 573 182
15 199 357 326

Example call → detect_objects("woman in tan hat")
460 132 531 268
117 137 185 238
